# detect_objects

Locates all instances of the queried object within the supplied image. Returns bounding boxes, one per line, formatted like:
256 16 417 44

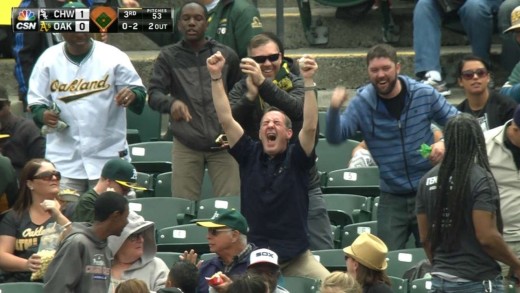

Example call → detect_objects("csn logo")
15 10 37 31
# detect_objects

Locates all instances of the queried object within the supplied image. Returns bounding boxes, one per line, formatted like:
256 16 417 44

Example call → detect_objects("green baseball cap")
196 209 249 235
101 159 146 191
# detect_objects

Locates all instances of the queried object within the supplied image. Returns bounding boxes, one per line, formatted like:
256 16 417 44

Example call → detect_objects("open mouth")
267 133 276 141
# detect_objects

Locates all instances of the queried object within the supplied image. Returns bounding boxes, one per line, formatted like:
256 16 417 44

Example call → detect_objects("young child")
158 261 199 293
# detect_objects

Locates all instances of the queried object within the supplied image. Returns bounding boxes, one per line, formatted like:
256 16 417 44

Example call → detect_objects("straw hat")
343 232 388 271
504 6 520 33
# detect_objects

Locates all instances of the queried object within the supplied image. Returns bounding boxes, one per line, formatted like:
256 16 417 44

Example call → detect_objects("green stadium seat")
196 196 241 220
283 276 321 293
0 282 44 293
340 221 377 248
135 172 154 198
389 276 409 293
323 193 372 227
315 138 359 174
155 172 173 197
386 248 427 279
127 102 162 142
157 224 210 254
126 128 141 144
371 196 380 221
129 141 173 174
409 277 433 293
318 111 327 138
129 197 195 232
156 251 183 267
331 224 342 248
322 166 380 197
312 249 346 271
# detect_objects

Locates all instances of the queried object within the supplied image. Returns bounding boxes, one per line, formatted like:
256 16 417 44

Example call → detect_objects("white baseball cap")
249 248 279 267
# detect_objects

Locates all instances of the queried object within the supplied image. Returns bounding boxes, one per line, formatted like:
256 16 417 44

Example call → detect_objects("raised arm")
297 55 319 156
207 51 244 148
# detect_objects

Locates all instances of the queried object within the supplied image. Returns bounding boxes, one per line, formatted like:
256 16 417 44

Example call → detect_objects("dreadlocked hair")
430 113 502 251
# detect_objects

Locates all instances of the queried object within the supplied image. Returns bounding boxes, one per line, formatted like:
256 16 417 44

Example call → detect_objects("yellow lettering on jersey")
22 226 45 238
50 74 110 93
15 237 38 251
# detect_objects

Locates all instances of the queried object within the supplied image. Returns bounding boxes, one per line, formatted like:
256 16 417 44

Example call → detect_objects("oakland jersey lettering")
50 74 110 103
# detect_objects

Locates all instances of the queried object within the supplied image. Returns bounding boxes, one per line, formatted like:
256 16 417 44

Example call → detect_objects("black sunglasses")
461 68 488 80
208 228 233 236
251 53 280 64
32 170 61 181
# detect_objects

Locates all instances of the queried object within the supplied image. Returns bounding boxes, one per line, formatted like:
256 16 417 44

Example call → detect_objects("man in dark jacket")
148 1 241 200
0 86 44 176
181 209 253 293
229 32 333 250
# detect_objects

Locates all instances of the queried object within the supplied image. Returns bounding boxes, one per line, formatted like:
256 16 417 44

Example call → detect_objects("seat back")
371 196 380 221
340 221 377 248
283 276 321 293
323 193 371 227
156 251 183 267
126 102 162 142
197 196 241 220
312 249 346 271
0 282 44 293
135 172 154 198
129 197 194 231
129 141 173 174
389 276 409 293
409 277 433 293
322 167 380 196
155 172 173 197
157 224 210 254
386 248 428 279
315 138 359 174
200 252 217 262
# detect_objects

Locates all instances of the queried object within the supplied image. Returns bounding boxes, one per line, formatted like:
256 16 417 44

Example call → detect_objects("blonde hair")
320 271 362 293
115 279 149 293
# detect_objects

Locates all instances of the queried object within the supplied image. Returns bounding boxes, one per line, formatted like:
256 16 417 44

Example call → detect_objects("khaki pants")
172 140 240 201
499 240 520 293
280 250 330 282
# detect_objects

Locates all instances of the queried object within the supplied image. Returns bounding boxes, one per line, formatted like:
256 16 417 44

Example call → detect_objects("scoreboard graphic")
12 7 174 33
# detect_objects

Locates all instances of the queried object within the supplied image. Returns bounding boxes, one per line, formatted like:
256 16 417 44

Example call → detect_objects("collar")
220 243 253 273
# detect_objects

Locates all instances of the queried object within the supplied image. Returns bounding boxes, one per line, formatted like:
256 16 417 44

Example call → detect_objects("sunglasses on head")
251 53 280 64
461 68 488 80
32 170 61 181
208 228 233 236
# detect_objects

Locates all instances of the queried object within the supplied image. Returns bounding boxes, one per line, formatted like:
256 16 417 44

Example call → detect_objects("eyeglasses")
208 228 233 236
461 68 488 80
32 170 61 181
251 53 280 64
127 232 144 242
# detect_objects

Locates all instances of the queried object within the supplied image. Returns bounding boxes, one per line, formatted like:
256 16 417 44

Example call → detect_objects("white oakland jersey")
27 40 144 180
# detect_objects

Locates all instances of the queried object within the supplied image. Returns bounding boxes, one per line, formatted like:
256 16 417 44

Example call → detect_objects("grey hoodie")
107 211 169 292
44 222 112 293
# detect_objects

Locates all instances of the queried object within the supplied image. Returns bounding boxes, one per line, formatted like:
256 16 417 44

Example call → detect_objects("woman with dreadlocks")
415 113 520 292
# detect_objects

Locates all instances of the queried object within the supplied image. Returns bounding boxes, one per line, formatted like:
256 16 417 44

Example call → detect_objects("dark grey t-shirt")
416 165 501 281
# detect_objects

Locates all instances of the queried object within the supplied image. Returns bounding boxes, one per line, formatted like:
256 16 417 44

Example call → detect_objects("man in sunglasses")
228 32 334 251
186 209 254 293
74 158 145 223
455 56 517 132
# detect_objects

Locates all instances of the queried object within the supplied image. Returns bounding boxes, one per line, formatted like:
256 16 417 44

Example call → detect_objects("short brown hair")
366 44 398 66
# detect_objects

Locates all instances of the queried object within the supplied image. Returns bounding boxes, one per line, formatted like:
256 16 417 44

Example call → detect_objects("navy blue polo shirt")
229 135 314 262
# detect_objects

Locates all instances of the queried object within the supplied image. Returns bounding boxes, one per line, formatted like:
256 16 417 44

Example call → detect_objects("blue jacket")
326 76 458 194
197 244 254 293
